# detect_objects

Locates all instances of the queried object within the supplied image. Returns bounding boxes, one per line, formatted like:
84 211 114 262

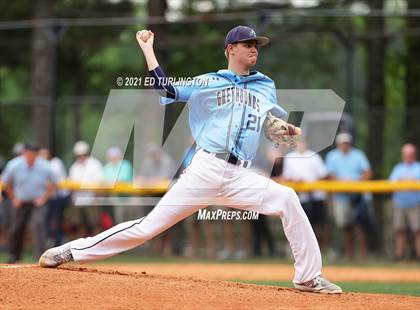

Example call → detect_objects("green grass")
237 280 420 297
1 250 420 269
92 254 420 270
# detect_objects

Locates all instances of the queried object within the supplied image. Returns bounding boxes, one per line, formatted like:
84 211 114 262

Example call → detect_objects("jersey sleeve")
160 75 210 105
267 81 287 119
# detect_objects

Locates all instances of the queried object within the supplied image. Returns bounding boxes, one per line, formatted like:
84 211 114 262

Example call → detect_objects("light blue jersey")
389 161 420 208
160 69 286 161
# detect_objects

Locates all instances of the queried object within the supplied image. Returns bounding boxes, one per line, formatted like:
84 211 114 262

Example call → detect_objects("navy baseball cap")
224 26 270 49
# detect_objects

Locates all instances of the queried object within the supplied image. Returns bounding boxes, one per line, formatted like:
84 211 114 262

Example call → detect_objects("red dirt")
0 264 419 310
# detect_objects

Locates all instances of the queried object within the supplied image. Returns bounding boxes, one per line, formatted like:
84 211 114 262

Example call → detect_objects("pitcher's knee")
277 185 305 213
271 183 298 202
286 187 300 203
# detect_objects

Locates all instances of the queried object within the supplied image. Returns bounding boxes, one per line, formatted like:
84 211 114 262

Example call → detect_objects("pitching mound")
0 264 418 310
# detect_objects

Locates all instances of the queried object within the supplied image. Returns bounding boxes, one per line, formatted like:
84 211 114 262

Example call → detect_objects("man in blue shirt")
326 132 373 260
389 143 420 260
40 26 341 294
1 143 57 263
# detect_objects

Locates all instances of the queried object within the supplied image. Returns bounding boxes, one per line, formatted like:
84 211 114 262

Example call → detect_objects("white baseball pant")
70 149 322 283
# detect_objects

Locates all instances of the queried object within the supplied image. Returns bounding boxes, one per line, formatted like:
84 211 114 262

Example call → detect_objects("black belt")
203 149 251 168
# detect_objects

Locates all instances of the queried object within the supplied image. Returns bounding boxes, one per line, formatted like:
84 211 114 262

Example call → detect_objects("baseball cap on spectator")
73 141 90 156
335 132 353 144
24 142 40 152
12 142 25 156
106 146 122 160
224 26 270 49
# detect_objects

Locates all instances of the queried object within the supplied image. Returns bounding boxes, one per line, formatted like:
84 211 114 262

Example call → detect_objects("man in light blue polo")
325 132 373 260
389 143 420 260
1 143 57 263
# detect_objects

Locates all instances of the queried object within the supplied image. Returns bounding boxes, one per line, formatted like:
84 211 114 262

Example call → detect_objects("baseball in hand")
137 30 150 42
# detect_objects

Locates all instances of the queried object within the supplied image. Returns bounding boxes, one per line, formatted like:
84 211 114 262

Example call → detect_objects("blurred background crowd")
0 136 418 264
0 0 419 264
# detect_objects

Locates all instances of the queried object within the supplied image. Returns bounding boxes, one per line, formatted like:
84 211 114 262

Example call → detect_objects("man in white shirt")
69 141 103 236
283 139 329 251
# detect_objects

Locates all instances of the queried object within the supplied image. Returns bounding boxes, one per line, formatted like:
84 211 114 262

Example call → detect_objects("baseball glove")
263 112 301 149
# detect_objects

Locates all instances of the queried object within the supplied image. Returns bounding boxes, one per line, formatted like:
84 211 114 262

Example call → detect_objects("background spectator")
248 145 283 258
69 141 103 236
325 132 373 260
103 146 132 184
137 144 177 256
137 144 175 184
39 148 70 247
103 146 134 224
177 144 216 259
1 143 57 263
283 138 329 252
0 143 25 252
389 143 420 260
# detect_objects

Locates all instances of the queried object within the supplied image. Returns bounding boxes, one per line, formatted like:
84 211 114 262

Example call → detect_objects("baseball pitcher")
39 26 341 294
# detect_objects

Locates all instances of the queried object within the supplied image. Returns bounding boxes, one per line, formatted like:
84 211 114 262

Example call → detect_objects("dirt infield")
0 264 419 310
